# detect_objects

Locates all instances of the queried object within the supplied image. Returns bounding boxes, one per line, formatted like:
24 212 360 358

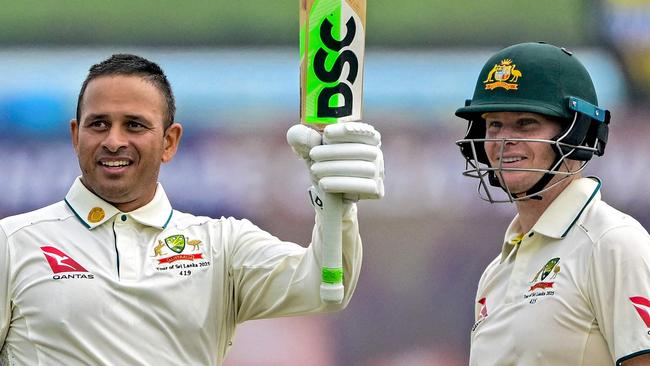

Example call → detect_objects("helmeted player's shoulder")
575 199 650 262
580 199 648 242
579 200 650 288
0 201 72 237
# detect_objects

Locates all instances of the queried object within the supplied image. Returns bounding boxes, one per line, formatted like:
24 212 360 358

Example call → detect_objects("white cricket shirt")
0 177 362 365
470 177 650 365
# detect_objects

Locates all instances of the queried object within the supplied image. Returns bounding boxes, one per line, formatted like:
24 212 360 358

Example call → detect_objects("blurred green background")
4 0 648 100
0 1 590 47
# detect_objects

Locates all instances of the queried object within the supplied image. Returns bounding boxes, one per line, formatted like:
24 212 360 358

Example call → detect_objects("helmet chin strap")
516 168 557 200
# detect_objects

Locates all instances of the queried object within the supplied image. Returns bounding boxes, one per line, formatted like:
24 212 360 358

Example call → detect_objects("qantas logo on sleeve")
41 246 94 280
630 296 650 327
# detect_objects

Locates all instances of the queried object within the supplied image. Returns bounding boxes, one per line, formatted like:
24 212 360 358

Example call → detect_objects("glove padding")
287 122 384 201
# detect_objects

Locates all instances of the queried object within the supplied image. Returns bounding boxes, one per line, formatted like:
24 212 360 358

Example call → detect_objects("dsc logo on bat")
304 0 365 124
313 15 360 119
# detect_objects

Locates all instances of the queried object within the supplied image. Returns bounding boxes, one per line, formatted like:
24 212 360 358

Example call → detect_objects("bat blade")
300 0 366 130
299 0 367 303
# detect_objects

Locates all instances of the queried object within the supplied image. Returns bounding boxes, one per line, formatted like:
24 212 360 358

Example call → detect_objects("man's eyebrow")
516 117 542 123
83 113 108 122
124 114 154 127
124 114 152 123
83 113 153 124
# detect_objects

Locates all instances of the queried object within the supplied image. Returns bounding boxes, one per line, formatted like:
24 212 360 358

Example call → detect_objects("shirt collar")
499 177 601 261
533 177 601 239
64 177 173 230
500 218 525 262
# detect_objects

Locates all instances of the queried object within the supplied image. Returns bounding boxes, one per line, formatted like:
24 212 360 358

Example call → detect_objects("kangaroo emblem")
153 240 165 257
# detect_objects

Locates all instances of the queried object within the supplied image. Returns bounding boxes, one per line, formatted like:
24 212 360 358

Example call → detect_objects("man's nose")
494 127 522 143
102 125 128 152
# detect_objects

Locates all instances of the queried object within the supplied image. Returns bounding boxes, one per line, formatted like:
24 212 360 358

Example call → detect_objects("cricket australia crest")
525 257 560 302
164 234 186 253
483 59 522 90
152 234 211 275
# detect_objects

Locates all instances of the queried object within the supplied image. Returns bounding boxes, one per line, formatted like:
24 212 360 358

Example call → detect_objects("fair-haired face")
70 75 182 212
483 111 575 195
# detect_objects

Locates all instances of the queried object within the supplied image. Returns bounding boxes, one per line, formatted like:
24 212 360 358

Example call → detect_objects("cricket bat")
299 0 366 303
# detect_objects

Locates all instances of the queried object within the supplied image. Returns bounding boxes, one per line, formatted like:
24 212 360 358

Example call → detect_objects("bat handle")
320 190 344 303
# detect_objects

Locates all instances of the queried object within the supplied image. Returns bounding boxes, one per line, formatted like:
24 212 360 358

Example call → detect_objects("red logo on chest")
41 246 88 273
529 282 554 292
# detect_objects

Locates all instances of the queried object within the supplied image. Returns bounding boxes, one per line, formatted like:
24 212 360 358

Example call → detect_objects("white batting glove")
287 122 384 202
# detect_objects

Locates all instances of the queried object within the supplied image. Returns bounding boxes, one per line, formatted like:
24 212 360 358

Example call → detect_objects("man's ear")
70 119 80 155
162 122 183 163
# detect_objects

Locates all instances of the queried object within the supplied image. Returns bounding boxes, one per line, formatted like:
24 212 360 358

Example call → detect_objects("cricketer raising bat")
299 0 366 303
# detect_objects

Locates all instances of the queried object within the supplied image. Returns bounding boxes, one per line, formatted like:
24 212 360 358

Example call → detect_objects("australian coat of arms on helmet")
483 59 522 90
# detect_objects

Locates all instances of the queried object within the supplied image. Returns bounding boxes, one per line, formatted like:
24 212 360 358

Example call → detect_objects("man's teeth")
501 157 524 163
102 161 130 167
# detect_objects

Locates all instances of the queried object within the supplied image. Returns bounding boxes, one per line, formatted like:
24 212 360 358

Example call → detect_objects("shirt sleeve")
0 225 10 346
587 224 650 364
230 203 362 323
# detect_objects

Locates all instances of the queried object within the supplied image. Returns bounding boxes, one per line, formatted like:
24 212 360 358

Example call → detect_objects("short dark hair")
76 54 176 127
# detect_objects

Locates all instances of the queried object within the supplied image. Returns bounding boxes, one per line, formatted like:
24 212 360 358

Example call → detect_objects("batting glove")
286 122 384 201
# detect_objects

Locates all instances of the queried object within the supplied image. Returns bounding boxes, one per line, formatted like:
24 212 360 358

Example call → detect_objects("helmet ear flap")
556 98 610 161
556 114 592 161
458 99 492 165
459 119 490 165
594 111 610 156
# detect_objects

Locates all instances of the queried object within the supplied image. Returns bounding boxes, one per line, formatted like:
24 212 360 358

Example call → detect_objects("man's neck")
79 178 157 213
514 175 580 234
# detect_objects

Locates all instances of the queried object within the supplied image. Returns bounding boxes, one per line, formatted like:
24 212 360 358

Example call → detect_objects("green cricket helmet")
455 42 611 202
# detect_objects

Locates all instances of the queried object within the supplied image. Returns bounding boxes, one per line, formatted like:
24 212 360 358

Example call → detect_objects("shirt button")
121 215 127 222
